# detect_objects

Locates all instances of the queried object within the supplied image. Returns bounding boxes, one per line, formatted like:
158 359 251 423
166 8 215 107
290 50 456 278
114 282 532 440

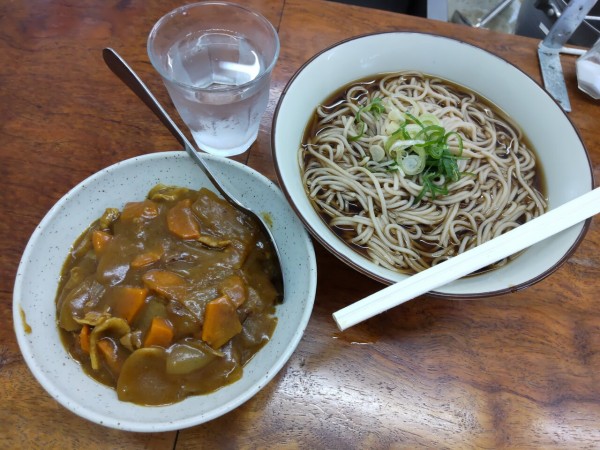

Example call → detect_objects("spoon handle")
333 187 600 331
102 48 235 204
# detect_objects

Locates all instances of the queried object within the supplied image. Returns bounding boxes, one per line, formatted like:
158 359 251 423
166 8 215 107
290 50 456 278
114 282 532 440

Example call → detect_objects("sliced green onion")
414 125 445 145
404 112 424 127
400 147 426 175
418 113 441 128
403 124 423 140
348 98 386 141
445 131 464 156
385 126 423 152
369 144 386 162
388 108 404 122
425 143 445 159
363 106 469 201
348 122 366 142
388 139 425 154
416 172 449 202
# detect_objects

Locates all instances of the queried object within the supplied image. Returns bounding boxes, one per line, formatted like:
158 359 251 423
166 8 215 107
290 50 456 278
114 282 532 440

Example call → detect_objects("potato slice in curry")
117 347 182 406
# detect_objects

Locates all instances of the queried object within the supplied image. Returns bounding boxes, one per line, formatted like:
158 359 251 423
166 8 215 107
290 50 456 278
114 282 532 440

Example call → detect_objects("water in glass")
164 32 269 156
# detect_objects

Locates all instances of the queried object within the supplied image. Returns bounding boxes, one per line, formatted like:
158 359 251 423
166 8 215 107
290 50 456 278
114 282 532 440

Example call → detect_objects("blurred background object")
328 0 599 45
516 0 600 46
325 0 427 15
448 0 521 33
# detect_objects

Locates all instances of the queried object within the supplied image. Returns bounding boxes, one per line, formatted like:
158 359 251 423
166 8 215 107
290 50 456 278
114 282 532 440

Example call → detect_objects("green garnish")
349 98 386 141
417 172 449 201
399 146 426 175
415 129 465 201
385 113 468 201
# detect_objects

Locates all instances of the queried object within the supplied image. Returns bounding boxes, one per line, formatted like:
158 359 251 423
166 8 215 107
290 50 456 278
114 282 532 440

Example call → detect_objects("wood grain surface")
1 0 599 448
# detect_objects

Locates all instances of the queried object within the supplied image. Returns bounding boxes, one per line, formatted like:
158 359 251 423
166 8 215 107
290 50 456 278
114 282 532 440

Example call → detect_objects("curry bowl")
13 151 317 432
272 32 593 297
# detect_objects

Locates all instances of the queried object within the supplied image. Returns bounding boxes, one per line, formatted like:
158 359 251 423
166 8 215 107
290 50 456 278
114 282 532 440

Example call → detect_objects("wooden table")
2 0 599 448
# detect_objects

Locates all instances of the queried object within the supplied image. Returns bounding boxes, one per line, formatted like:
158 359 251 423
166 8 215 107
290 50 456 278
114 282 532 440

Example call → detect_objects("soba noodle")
300 71 547 274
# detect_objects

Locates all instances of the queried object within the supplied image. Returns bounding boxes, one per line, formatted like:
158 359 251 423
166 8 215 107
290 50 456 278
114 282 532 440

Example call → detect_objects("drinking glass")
147 2 280 156
577 37 600 100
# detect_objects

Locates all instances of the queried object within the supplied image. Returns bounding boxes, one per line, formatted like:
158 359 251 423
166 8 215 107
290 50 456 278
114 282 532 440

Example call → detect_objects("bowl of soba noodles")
272 32 593 297
13 151 317 431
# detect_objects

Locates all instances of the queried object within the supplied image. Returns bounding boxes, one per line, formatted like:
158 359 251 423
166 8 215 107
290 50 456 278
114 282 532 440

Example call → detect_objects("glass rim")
147 1 280 92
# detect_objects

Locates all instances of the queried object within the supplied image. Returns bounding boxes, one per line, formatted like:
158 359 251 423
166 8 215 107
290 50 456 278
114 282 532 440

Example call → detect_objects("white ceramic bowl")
13 151 317 432
273 32 593 297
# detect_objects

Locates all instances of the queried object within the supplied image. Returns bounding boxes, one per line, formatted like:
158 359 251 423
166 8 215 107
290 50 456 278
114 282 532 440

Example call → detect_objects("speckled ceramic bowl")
13 151 317 432
273 32 593 297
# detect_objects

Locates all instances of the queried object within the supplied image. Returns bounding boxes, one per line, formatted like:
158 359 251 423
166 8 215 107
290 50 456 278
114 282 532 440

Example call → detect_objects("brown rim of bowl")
271 31 595 299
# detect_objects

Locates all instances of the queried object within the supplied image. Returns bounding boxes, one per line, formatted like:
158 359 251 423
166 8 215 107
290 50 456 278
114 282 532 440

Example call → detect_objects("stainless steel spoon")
102 47 284 297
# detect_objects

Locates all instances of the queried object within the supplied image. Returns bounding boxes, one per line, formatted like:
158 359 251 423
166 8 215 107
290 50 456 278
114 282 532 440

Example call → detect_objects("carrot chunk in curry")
91 230 112 254
167 198 201 239
108 286 148 324
144 316 174 348
131 250 162 269
55 185 282 405
120 199 159 221
142 269 188 301
202 296 243 349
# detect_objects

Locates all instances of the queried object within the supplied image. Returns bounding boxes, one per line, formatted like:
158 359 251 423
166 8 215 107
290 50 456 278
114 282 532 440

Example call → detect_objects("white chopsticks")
333 187 600 331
